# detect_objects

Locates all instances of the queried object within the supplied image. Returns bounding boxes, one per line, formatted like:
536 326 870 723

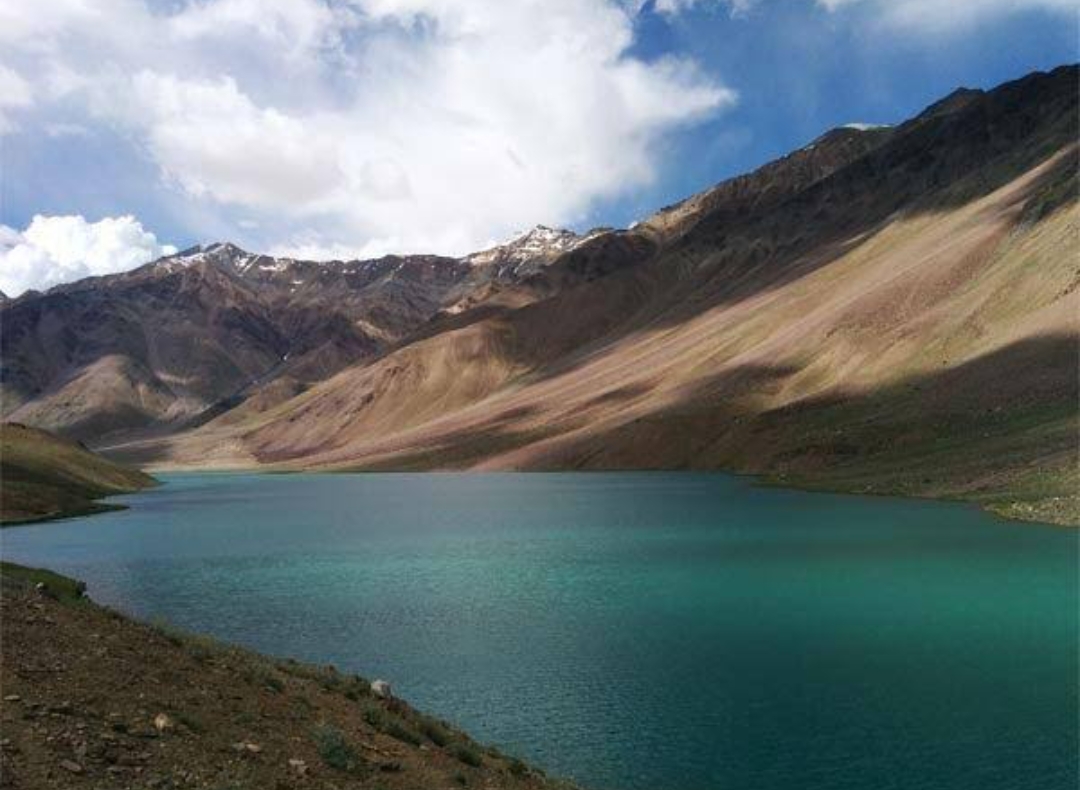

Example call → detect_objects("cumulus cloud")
1 0 734 261
0 215 176 297
168 0 344 55
3 0 1071 278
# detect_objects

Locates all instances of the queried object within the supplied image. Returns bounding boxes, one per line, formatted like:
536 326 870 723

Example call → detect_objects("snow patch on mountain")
842 123 893 132
150 225 610 289
465 225 601 273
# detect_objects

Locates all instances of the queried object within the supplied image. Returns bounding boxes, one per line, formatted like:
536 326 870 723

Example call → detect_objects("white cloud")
123 72 344 210
0 0 734 261
268 237 381 263
652 0 755 15
4 0 1070 281
44 122 91 138
0 64 33 133
0 0 99 45
817 0 1079 30
0 215 176 297
651 0 1078 28
168 0 344 55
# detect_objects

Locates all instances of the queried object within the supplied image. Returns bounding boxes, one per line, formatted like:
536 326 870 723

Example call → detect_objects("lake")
1 472 1076 790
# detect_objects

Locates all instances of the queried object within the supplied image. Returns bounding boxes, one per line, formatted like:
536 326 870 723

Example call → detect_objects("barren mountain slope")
0 231 596 443
121 67 1079 523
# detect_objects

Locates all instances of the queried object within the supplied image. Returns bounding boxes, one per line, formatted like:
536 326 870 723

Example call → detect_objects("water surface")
2 473 1076 790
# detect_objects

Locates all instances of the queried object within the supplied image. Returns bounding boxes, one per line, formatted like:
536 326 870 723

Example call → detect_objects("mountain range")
3 65 1077 524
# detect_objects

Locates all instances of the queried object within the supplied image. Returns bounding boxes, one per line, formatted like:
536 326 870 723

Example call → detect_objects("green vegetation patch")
362 704 422 746
0 422 156 525
451 742 483 767
0 561 87 603
312 723 365 773
418 718 452 747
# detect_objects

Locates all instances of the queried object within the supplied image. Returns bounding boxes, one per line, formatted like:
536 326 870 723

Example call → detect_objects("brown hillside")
0 424 156 524
112 67 1079 524
0 563 573 789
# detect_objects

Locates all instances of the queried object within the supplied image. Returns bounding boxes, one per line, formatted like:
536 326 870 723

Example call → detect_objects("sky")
0 0 1077 295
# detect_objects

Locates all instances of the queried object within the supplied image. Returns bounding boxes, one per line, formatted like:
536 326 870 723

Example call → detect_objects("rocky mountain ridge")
3 65 1077 523
0 226 598 441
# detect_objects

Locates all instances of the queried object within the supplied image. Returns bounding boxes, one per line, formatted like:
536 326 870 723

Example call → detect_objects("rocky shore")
0 563 576 790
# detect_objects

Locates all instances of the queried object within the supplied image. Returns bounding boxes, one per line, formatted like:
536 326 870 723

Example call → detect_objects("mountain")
5 66 1078 524
0 229 596 443
0 423 156 523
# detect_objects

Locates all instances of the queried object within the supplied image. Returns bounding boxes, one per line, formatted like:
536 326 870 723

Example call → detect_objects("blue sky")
0 0 1076 295
607 1 1079 227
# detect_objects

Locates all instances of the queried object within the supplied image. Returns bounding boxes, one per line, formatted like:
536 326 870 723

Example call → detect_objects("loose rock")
370 679 392 699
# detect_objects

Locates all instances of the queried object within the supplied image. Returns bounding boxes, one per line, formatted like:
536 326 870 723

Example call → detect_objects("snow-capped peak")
158 242 260 272
465 225 585 268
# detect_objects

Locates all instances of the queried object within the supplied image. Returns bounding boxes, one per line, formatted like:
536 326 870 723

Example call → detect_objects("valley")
2 66 1077 524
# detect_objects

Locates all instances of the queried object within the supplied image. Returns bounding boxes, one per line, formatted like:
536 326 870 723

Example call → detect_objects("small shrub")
147 619 220 663
240 663 285 692
344 675 370 701
363 706 387 729
277 658 338 686
385 720 421 746
363 706 420 746
255 666 285 692
509 758 528 777
234 711 256 727
175 711 205 734
278 658 301 675
185 636 218 663
149 618 184 647
452 743 483 767
418 719 451 747
313 723 364 774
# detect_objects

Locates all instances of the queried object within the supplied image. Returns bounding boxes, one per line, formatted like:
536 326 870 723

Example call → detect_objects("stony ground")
0 565 576 790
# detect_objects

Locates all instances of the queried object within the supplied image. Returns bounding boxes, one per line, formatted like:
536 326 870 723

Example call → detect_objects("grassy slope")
0 422 156 524
0 562 572 788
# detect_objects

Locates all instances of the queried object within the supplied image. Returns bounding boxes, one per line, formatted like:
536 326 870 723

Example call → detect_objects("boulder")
370 679 392 699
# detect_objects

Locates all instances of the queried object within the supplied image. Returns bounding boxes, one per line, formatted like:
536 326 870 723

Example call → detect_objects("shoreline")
116 462 1078 529
0 561 578 789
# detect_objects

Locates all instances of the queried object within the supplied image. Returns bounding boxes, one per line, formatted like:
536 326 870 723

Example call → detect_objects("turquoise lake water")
2 472 1076 790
